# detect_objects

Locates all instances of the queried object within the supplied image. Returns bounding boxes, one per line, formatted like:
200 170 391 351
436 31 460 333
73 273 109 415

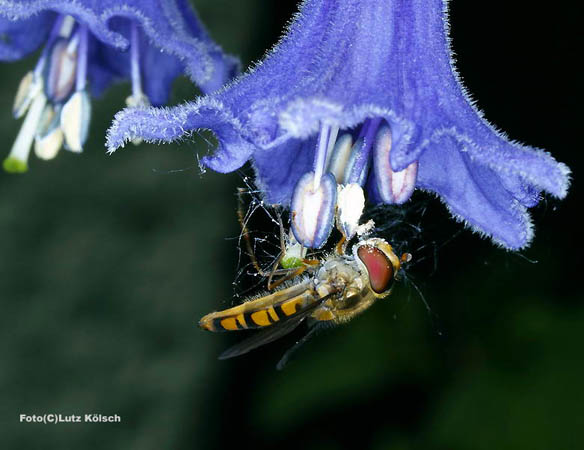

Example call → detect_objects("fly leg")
266 257 320 291
265 210 320 290
236 187 273 278
237 187 318 291
335 234 347 255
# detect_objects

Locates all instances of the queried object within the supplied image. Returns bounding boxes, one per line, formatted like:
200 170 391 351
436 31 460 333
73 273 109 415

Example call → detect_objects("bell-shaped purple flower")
107 0 570 250
1 0 238 172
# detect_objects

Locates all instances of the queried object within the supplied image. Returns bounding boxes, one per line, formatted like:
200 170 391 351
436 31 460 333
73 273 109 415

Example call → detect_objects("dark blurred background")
1 1 581 449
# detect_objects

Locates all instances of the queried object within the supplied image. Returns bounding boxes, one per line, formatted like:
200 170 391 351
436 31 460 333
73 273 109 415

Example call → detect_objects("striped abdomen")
199 280 320 332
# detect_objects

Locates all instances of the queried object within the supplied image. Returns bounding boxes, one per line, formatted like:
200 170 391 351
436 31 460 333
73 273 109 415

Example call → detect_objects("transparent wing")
276 323 323 370
218 295 332 360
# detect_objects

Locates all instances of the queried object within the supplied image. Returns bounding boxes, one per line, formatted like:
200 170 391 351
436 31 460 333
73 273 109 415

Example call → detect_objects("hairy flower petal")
0 0 238 96
108 0 570 249
108 100 255 172
0 14 54 60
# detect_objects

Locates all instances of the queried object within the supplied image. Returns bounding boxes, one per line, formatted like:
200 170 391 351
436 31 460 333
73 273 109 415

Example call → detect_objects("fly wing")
218 295 332 360
218 315 305 360
276 322 323 370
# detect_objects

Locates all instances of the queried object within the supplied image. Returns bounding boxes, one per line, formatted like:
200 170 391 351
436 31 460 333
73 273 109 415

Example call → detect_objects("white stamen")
303 188 325 239
327 134 353 184
313 123 332 190
373 124 418 204
336 183 365 240
291 171 337 249
125 93 150 109
46 38 78 103
36 104 58 135
130 22 144 99
287 232 307 258
35 127 64 160
58 15 76 38
392 167 409 192
61 90 91 153
323 125 339 170
125 94 150 145
4 93 47 172
66 33 80 54
35 104 63 160
13 71 42 119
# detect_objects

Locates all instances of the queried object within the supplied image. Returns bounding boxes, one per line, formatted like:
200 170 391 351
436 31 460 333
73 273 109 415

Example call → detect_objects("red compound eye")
357 245 394 294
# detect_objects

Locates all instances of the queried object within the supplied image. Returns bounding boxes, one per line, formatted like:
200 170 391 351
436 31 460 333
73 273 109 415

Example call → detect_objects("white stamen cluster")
292 120 418 250
3 16 91 172
3 17 150 173
336 183 367 240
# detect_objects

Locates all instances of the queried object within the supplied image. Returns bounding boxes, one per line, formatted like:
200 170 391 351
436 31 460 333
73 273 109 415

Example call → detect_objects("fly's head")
353 238 411 298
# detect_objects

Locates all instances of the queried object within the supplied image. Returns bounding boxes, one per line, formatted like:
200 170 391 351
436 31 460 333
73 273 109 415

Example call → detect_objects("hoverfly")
199 234 411 368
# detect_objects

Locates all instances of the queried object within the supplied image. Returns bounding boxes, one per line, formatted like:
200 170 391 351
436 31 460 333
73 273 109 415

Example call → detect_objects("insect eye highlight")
357 245 394 294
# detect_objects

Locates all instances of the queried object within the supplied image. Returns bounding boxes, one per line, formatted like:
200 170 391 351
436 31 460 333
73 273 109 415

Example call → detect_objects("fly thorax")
315 257 364 298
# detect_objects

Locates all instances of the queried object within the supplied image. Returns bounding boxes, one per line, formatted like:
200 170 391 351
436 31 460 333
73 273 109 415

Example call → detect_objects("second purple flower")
1 0 238 172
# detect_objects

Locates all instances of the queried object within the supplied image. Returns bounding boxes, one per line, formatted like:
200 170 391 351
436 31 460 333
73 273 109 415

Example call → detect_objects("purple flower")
107 0 570 250
1 0 238 172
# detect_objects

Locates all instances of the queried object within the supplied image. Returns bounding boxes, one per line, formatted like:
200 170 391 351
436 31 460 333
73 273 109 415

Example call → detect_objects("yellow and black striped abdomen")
199 281 318 332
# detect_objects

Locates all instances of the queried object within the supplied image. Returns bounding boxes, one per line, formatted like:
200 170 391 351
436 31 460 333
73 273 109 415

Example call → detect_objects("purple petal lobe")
417 135 533 250
107 100 255 174
0 13 53 60
291 171 337 249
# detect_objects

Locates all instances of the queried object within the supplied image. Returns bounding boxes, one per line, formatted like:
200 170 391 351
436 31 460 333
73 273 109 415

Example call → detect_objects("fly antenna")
401 271 432 316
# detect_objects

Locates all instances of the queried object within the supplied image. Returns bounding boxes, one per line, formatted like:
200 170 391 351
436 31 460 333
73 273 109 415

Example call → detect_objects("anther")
344 118 381 186
343 136 371 186
35 104 63 160
336 183 366 240
326 133 353 184
61 24 91 153
291 171 337 249
57 15 76 39
373 123 418 204
13 71 42 119
125 22 150 145
60 90 91 153
44 36 78 104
